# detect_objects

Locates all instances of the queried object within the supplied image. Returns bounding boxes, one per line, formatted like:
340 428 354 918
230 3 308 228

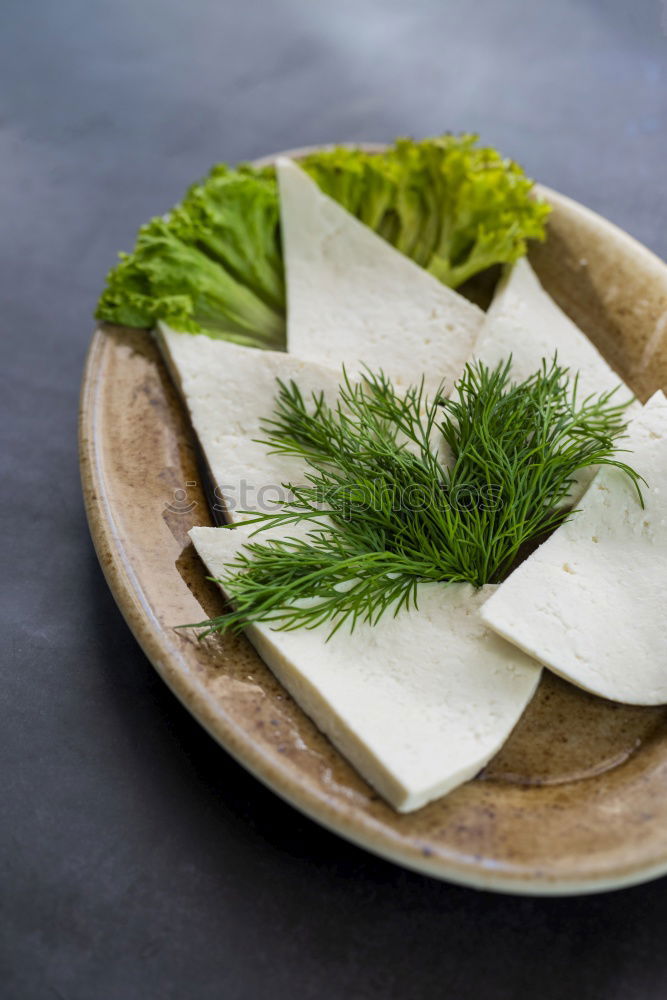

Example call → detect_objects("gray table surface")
3 1 667 997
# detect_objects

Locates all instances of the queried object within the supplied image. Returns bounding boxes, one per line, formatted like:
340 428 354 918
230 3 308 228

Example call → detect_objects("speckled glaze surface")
79 147 667 895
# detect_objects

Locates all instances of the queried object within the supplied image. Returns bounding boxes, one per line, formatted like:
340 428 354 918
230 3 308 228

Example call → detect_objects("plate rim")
80 144 667 896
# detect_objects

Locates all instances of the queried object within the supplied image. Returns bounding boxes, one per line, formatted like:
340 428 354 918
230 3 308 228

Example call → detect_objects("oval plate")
80 146 667 894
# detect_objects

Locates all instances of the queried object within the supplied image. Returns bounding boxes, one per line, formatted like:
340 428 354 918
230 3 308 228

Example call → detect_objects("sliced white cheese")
190 523 541 812
157 323 345 444
472 256 635 502
474 256 630 398
277 157 483 396
481 392 667 706
156 323 347 520
156 322 452 514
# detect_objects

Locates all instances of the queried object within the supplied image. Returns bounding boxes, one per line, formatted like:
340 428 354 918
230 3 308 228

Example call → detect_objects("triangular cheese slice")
481 392 667 705
473 256 630 398
277 157 483 396
157 322 450 515
191 523 541 812
156 323 347 524
472 256 636 502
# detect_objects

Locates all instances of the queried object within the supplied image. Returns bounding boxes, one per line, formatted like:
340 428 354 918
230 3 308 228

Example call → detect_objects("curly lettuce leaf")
96 134 550 347
408 135 551 287
175 165 285 313
98 219 284 348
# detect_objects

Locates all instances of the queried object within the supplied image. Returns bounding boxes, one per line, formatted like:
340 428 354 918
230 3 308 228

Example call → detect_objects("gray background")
2 1 667 997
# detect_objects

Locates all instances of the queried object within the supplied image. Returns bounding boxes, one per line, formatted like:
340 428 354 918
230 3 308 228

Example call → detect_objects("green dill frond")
192 357 642 638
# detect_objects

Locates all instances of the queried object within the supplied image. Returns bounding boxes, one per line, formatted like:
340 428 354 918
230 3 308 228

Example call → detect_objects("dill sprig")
193 358 642 637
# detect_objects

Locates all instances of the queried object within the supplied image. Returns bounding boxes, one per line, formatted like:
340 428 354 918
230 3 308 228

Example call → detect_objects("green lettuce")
96 134 550 346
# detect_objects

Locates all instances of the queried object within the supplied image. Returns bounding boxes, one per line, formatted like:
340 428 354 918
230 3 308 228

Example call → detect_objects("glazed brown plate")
80 146 667 895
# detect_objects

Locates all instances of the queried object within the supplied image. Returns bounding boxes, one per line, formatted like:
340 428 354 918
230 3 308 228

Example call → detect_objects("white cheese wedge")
481 392 667 706
472 256 635 502
157 323 345 446
156 322 451 512
277 157 483 395
190 523 541 812
156 323 348 519
474 256 629 397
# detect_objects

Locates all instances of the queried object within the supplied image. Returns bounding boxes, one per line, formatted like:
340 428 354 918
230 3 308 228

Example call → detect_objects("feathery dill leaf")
192 358 642 637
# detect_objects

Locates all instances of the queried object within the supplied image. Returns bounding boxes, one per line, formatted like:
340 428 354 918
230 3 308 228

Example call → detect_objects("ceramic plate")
80 146 667 895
